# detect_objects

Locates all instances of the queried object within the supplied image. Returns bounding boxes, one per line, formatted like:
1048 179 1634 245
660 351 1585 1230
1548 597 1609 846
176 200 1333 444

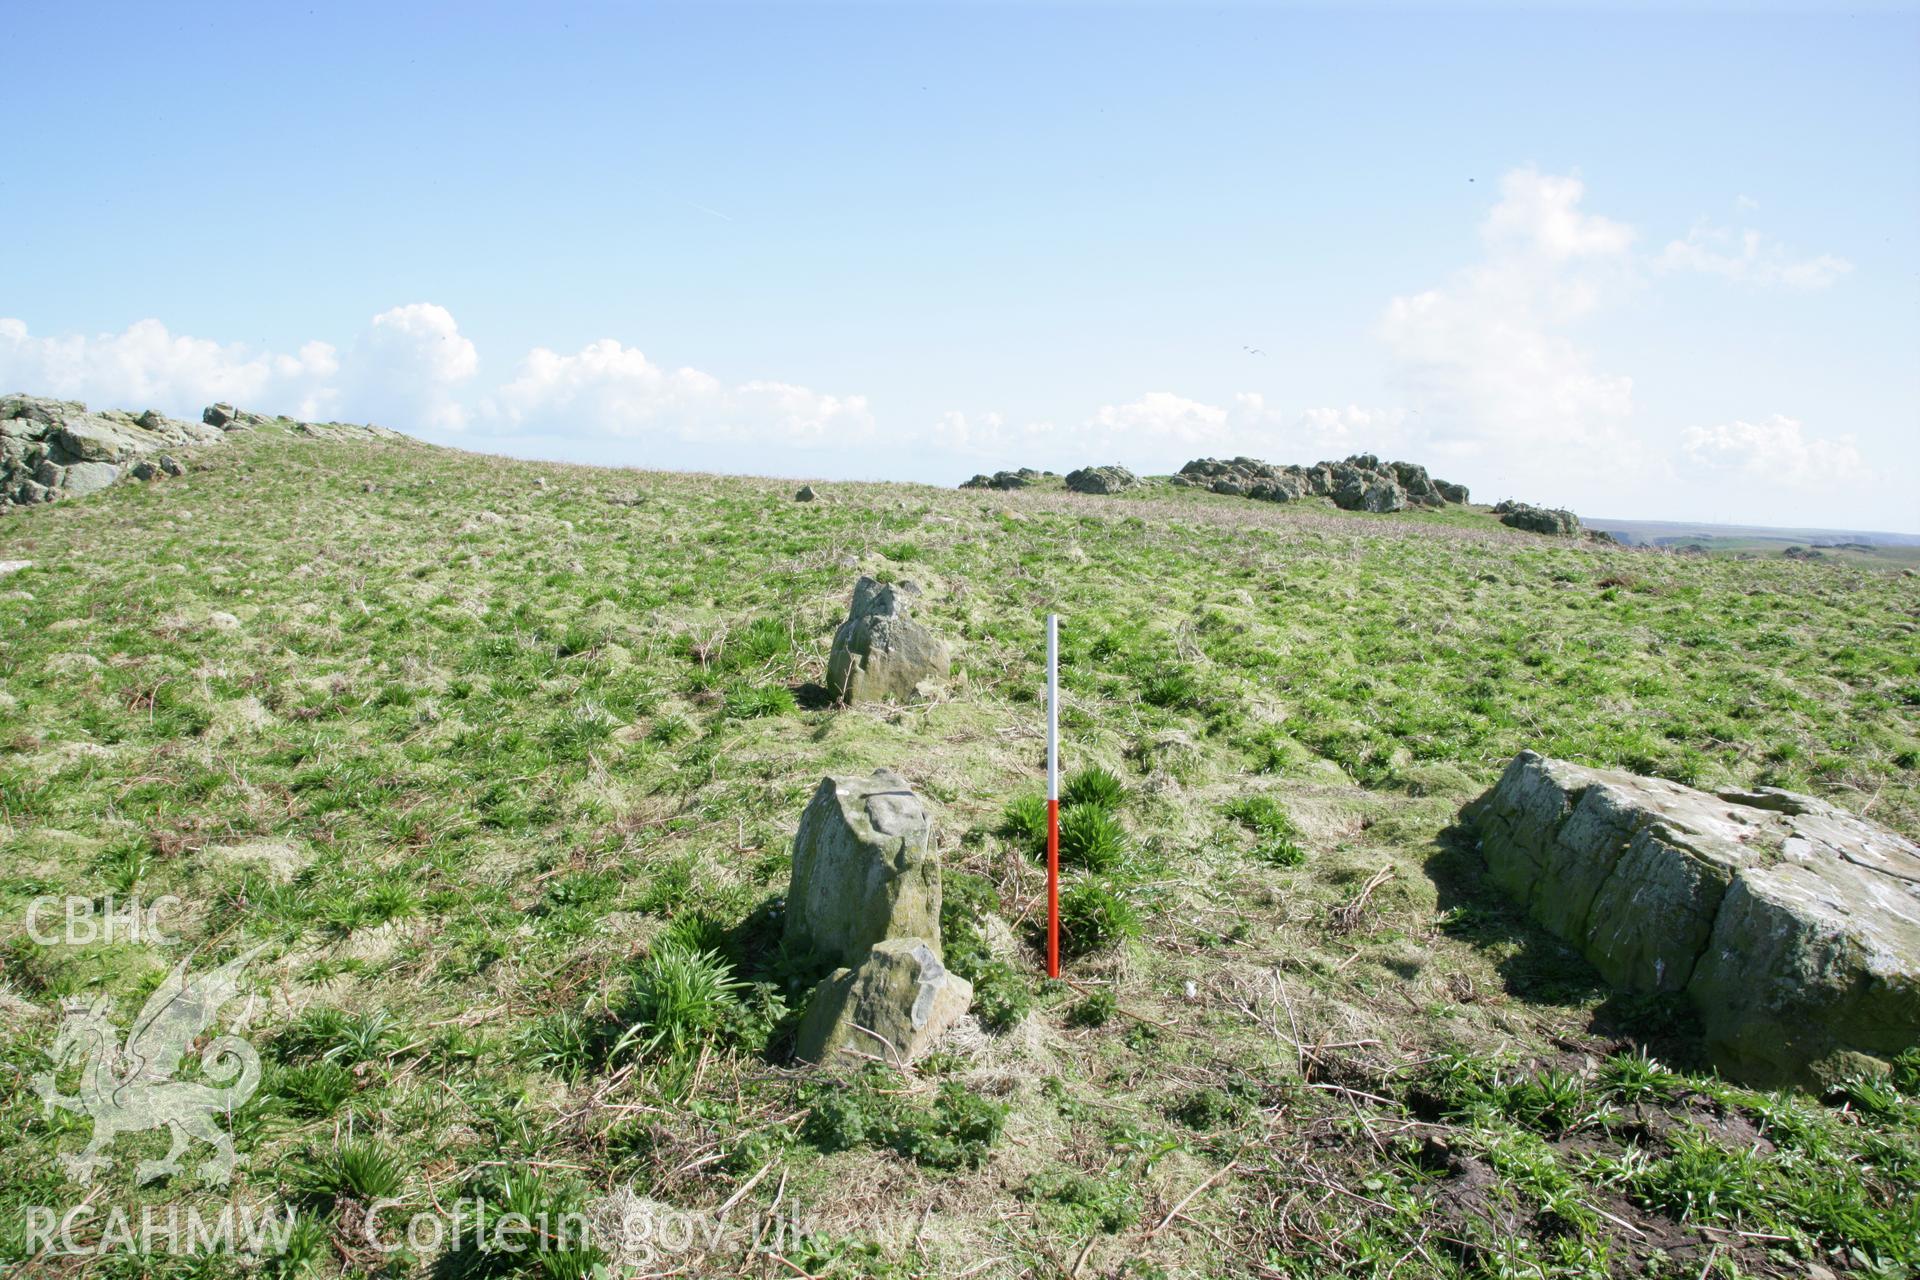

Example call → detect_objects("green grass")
0 426 1915 1278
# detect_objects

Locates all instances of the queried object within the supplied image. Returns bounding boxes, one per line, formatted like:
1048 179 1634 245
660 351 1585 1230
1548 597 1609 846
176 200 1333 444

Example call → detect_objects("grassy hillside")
2 428 1916 1279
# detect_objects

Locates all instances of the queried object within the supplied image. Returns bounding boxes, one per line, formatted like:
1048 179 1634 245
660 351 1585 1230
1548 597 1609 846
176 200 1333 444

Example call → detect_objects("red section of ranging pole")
1046 613 1060 979
1046 798 1060 978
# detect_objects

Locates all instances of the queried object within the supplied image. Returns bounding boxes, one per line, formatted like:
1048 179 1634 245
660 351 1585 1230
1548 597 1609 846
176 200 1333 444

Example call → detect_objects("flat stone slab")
1469 750 1920 1089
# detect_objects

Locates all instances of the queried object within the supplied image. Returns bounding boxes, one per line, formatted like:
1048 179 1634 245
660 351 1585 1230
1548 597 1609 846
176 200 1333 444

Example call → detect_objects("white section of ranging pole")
1046 614 1059 801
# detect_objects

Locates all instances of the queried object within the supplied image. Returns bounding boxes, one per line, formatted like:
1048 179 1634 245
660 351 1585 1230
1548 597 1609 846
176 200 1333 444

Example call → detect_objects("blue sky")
4 1 1916 530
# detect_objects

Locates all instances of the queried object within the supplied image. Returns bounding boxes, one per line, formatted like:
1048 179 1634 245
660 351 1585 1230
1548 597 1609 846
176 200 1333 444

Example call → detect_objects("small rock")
208 612 241 630
0 560 30 578
533 476 548 489
795 484 817 502
794 938 973 1066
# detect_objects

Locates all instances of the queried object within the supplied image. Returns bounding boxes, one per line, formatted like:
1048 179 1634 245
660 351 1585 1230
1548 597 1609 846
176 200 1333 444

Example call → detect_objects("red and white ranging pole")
1046 613 1061 979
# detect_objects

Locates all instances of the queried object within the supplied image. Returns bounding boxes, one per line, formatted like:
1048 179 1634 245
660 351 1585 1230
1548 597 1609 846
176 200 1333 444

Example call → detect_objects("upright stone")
785 770 942 969
825 577 951 703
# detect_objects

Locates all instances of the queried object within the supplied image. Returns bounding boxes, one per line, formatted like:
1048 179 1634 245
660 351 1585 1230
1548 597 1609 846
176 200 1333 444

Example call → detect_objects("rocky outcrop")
1494 501 1581 537
3 395 404 508
1174 454 1468 512
1468 751 1920 1089
825 577 951 703
785 771 970 1065
1064 464 1141 495
961 468 1041 491
794 938 973 1066
2 395 224 506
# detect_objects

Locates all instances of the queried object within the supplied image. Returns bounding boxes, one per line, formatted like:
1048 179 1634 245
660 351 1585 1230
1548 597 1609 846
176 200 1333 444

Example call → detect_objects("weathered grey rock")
1064 464 1141 495
794 484 817 502
1389 461 1448 507
785 769 943 970
202 402 275 431
58 461 121 497
1469 751 1920 1089
1436 479 1470 504
825 577 950 703
1332 471 1405 513
794 937 973 1065
1495 501 1581 536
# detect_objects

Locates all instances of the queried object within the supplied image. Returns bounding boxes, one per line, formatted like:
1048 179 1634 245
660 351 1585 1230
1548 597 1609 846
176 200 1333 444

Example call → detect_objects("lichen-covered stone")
1469 750 1920 1089
825 577 950 704
793 937 973 1065
784 769 942 970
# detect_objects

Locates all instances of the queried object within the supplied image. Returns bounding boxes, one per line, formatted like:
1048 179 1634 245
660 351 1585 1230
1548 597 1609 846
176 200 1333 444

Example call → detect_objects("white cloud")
1377 168 1639 474
486 338 871 445
1085 391 1230 446
0 317 340 419
1679 415 1863 484
1481 168 1635 260
0 309 868 451
1660 220 1852 289
976 392 1418 472
338 303 478 430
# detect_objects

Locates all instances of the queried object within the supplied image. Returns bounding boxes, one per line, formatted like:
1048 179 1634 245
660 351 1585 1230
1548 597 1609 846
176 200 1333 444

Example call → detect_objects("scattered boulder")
785 770 942 969
794 484 817 502
1064 464 1141 495
793 937 973 1065
825 577 951 703
1468 750 1920 1089
0 560 30 577
1494 501 1581 537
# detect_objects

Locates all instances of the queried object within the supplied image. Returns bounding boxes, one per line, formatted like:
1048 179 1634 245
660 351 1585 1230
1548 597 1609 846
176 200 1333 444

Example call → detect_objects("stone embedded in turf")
1469 750 1920 1089
825 576 951 704
785 769 943 970
793 937 974 1066
1064 464 1142 495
